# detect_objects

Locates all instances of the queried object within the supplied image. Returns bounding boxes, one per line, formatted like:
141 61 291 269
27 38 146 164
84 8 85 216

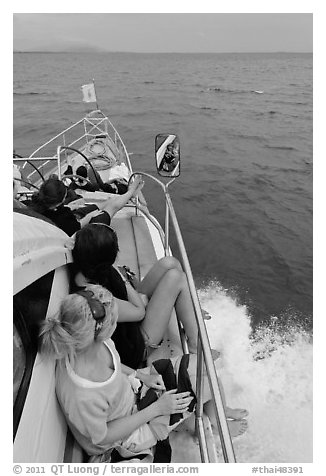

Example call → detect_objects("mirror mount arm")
128 172 176 254
129 171 175 192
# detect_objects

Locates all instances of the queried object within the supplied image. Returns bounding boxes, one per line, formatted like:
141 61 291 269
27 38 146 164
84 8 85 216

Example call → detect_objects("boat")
13 91 236 463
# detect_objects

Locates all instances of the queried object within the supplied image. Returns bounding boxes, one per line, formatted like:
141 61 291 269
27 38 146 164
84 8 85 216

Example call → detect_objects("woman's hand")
154 389 193 416
137 372 166 391
117 265 141 291
128 175 145 197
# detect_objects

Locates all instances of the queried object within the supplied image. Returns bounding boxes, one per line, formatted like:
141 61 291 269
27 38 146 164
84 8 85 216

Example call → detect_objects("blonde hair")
39 284 118 361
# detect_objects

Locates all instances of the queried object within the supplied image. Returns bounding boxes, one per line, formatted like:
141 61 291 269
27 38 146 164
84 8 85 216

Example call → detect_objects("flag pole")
92 78 99 110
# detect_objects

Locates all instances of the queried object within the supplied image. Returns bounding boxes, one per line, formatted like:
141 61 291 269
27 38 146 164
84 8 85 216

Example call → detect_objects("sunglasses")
76 289 106 339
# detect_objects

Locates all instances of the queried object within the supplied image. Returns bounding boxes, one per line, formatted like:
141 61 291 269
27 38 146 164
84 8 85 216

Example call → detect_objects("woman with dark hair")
29 178 77 235
29 176 143 236
72 223 216 369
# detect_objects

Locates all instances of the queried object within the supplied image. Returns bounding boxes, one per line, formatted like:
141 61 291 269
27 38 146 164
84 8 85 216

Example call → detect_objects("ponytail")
39 295 94 361
39 285 117 361
39 317 76 360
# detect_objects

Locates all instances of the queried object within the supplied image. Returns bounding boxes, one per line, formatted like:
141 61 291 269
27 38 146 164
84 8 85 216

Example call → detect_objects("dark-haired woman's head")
35 178 67 211
72 224 119 281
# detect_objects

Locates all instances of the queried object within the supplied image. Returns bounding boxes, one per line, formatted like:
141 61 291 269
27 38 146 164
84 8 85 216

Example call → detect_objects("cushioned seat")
112 212 157 280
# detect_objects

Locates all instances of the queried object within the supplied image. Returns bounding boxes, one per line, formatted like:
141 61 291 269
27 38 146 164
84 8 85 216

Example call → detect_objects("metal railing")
13 110 132 185
129 172 236 463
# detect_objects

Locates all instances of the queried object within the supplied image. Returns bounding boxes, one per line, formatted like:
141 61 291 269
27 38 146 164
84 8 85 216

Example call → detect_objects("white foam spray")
198 281 313 463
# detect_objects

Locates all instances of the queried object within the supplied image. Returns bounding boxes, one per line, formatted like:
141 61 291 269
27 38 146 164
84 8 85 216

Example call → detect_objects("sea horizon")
13 50 313 54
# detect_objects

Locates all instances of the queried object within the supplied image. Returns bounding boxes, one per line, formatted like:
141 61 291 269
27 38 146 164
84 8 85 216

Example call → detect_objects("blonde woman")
40 285 247 462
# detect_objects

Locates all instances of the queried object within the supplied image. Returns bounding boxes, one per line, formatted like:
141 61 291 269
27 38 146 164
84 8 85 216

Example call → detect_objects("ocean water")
13 52 313 463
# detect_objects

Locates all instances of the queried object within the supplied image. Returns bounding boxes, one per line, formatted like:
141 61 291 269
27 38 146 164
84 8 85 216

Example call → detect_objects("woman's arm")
78 195 115 227
78 209 103 228
77 176 143 228
125 280 145 306
115 283 146 322
118 265 141 291
120 364 166 391
103 404 159 445
113 267 146 321
101 175 144 218
102 390 192 446
72 270 145 322
120 363 136 376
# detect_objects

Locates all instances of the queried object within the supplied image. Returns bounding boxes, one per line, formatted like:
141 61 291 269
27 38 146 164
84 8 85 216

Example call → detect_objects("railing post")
57 146 62 179
195 336 210 462
164 200 170 256
164 192 236 463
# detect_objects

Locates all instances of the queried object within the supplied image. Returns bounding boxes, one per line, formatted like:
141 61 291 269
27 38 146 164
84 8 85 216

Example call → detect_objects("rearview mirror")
155 134 180 177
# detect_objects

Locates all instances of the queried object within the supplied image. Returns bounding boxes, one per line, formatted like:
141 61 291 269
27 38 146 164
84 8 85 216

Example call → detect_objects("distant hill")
13 39 107 54
14 47 106 53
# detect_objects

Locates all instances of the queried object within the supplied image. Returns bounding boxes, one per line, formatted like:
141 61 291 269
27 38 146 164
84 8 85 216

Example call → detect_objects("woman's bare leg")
187 355 248 423
203 400 248 437
173 356 248 438
140 266 198 350
139 257 219 354
138 257 182 296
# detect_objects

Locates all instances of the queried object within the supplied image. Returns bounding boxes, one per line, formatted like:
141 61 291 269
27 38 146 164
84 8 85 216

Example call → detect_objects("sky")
13 11 313 53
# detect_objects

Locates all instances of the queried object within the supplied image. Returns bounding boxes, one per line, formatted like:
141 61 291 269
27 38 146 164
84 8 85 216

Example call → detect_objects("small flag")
81 83 97 103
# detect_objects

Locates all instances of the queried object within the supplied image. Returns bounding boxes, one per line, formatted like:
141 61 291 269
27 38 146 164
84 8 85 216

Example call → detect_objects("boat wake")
198 282 312 463
203 87 264 95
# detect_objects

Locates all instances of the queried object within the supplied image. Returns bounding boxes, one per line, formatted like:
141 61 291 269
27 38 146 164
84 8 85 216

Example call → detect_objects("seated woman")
28 176 143 236
72 223 219 369
158 145 177 172
65 164 128 195
82 165 128 195
39 284 248 462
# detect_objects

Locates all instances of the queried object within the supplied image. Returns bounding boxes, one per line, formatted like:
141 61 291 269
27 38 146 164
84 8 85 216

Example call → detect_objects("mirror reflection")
155 134 180 177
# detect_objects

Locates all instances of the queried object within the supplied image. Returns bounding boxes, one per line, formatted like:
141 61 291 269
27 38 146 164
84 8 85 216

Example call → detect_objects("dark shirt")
28 200 111 236
69 180 99 193
99 269 146 368
42 206 80 236
89 210 112 226
73 264 145 368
